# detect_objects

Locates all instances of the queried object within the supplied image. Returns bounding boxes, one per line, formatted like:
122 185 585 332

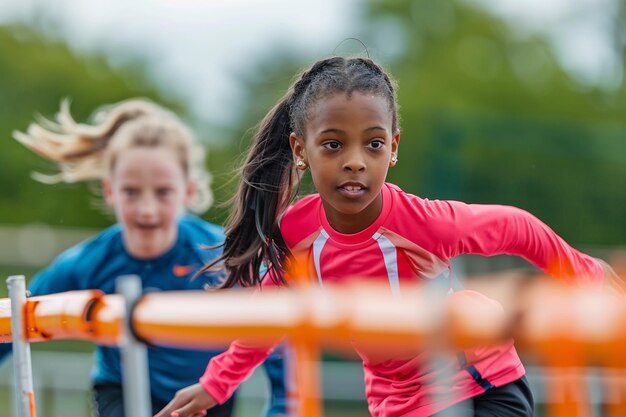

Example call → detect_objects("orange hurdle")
3 276 626 417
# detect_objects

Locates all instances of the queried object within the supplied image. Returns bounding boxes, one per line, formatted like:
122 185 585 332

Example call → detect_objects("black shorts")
91 383 236 417
433 376 534 417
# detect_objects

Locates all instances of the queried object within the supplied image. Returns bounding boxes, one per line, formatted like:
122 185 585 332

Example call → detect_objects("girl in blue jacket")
1 98 290 417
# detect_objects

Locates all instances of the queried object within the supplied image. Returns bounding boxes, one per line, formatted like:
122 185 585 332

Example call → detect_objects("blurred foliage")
227 0 626 246
1 0 626 247
0 25 247 230
0 26 183 228
362 0 626 245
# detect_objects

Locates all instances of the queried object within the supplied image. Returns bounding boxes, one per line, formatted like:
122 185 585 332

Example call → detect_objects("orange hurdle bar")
127 284 512 354
0 298 11 343
0 290 124 346
3 279 626 417
25 290 103 341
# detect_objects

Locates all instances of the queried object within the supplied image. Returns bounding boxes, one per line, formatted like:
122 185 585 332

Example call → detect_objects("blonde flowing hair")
13 98 213 214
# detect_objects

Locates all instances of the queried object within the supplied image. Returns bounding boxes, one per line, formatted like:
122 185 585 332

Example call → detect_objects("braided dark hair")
201 56 399 288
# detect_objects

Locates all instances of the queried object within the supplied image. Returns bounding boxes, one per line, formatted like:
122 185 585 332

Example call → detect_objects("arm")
597 258 626 294
154 340 277 417
200 267 288 402
155 268 287 417
260 344 294 417
200 340 276 404
433 201 604 286
28 247 81 296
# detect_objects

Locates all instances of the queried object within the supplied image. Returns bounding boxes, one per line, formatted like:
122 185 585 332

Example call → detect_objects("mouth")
337 182 368 198
136 223 161 231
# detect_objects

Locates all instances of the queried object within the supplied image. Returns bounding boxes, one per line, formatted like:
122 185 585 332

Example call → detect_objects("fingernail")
172 413 179 417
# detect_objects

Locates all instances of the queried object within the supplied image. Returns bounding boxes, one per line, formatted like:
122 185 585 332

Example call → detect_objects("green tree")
0 26 185 228
220 0 626 246
362 0 626 245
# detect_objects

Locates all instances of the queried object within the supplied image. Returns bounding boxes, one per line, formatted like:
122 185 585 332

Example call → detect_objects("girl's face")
290 92 399 234
103 147 193 259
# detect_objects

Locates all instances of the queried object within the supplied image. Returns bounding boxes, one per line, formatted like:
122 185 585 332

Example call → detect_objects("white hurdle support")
116 275 151 417
7 275 36 417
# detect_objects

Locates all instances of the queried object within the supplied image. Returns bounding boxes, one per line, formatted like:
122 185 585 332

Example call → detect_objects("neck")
323 192 383 234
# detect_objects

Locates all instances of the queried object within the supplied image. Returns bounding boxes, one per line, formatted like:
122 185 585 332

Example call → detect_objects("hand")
153 383 217 417
598 259 626 295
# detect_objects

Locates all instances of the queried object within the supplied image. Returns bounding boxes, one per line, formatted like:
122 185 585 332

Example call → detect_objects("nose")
138 194 158 219
342 150 366 172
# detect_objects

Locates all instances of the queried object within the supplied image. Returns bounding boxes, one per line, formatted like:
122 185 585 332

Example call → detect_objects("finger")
153 404 172 417
153 399 180 417
173 402 202 417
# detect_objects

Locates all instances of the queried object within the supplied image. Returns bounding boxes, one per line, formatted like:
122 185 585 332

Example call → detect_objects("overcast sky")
0 0 619 127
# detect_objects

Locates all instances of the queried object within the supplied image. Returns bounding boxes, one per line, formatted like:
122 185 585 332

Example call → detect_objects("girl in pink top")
155 56 618 417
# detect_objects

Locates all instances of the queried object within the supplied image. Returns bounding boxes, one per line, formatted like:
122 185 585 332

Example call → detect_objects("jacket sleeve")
430 201 604 286
28 246 82 296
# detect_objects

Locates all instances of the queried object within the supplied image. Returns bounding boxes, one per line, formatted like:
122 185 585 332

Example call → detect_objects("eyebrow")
364 126 387 133
319 126 387 134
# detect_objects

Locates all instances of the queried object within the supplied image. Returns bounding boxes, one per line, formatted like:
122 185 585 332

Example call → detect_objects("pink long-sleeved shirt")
200 183 604 416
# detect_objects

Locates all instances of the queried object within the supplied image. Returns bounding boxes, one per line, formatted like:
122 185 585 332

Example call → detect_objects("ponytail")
13 98 214 213
13 98 155 184
202 93 297 288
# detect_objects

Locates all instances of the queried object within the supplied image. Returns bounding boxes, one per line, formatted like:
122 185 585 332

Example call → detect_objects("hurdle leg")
117 275 151 417
292 340 322 417
7 275 36 417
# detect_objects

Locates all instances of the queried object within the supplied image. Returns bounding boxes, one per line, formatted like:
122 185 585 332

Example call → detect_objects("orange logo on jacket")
173 265 193 277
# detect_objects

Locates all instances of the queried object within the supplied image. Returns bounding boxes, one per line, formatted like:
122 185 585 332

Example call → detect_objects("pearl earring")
391 155 398 164
296 160 306 169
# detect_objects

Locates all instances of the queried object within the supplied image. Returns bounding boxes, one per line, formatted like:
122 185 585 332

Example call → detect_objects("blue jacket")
0 215 289 415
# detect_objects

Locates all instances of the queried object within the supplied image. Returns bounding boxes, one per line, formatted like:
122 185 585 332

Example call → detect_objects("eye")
322 141 342 151
368 139 385 150
157 187 174 198
122 187 139 197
